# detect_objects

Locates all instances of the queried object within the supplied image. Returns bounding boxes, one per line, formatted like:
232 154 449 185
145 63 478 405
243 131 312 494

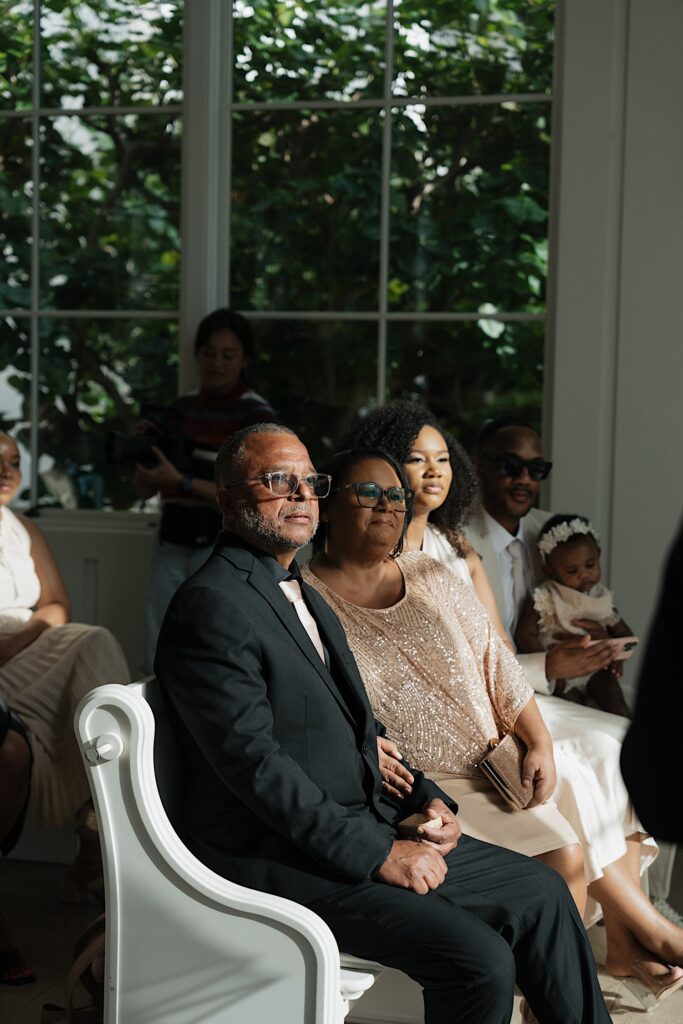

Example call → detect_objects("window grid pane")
0 1 184 507
227 1 554 424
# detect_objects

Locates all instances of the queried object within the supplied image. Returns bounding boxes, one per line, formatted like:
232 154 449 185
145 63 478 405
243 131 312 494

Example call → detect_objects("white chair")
75 679 392 1024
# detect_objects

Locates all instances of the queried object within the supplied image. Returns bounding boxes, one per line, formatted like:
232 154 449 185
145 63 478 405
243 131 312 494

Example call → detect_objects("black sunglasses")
480 453 553 482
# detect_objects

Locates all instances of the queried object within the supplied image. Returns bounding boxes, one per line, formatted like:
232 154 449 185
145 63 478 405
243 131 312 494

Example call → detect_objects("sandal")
619 958 683 1011
0 946 36 986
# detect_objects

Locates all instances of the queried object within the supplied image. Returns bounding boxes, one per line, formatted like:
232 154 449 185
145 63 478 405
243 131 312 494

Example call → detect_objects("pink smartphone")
586 636 639 660
609 636 639 661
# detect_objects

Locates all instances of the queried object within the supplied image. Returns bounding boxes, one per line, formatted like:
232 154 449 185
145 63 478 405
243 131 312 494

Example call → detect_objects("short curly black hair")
339 400 478 552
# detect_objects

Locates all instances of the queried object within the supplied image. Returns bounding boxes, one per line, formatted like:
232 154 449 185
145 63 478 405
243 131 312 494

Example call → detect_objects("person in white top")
467 417 682 928
465 419 620 695
0 434 130 922
517 514 633 718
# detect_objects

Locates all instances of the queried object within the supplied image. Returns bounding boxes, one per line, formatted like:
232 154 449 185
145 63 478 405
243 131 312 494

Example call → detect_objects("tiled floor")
2 855 683 1023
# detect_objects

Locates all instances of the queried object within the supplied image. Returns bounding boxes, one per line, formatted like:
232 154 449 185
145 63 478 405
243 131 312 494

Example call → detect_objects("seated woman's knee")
563 842 585 880
533 855 581 905
0 729 30 778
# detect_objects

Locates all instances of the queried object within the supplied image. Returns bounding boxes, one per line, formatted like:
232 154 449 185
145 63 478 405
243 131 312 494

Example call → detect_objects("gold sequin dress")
302 553 579 858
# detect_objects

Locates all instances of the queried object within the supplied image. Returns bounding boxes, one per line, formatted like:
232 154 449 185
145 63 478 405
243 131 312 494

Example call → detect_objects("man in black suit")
155 423 610 1024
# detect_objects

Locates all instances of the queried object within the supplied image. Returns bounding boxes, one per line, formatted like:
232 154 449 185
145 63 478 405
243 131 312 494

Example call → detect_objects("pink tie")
507 538 527 631
279 579 326 663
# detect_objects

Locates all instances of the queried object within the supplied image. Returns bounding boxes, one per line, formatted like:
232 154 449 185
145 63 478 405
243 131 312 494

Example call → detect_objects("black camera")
106 405 196 472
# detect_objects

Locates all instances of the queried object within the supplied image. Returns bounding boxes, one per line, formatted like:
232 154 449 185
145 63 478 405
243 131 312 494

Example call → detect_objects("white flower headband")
537 517 599 562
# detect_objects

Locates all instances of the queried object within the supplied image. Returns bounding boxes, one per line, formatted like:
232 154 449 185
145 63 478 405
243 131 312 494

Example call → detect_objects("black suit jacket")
155 532 450 904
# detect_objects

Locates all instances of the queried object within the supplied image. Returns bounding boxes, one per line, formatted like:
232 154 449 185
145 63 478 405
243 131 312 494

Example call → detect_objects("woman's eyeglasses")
335 481 413 510
480 454 553 482
223 472 332 497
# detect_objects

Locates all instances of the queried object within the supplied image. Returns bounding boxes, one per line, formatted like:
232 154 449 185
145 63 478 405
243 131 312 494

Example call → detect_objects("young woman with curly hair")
340 400 510 646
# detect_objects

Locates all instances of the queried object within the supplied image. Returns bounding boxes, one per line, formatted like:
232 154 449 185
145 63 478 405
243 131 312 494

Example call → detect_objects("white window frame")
2 0 554 508
180 0 552 402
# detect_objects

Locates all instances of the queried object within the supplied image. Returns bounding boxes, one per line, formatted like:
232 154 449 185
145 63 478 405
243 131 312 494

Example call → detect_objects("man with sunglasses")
155 422 610 1024
467 418 682 928
465 419 616 695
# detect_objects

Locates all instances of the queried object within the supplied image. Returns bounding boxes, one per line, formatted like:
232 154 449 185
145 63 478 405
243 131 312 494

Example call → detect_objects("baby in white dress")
516 514 634 717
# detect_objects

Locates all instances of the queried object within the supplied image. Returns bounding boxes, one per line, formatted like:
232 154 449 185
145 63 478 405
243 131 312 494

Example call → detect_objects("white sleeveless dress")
421 525 656 924
0 507 130 826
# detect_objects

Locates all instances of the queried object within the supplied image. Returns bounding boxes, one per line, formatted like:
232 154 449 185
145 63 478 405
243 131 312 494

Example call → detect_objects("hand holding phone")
587 635 639 661
610 636 639 661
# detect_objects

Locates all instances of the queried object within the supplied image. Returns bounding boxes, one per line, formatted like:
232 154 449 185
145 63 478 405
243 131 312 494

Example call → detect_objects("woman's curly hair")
339 400 479 555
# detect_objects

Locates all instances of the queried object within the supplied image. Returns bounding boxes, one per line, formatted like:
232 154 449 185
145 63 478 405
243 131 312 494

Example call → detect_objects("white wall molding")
547 0 683 696
179 0 232 393
546 0 629 563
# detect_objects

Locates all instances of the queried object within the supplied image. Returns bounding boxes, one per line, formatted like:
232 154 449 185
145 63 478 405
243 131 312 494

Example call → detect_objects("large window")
0 0 554 508
0 0 182 508
230 0 555 458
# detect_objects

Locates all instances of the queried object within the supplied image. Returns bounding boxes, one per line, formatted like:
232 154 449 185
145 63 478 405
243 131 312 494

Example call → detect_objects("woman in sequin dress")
303 446 683 1008
342 406 669 941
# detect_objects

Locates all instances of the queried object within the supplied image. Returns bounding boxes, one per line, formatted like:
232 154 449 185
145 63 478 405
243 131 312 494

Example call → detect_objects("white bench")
75 680 424 1024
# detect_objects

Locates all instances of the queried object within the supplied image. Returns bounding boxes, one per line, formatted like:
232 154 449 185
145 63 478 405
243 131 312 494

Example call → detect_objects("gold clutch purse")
479 733 531 812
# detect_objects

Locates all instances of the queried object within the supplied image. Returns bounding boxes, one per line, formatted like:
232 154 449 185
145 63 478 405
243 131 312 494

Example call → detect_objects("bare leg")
590 837 683 988
0 729 30 842
586 669 631 718
535 843 587 918
0 729 35 985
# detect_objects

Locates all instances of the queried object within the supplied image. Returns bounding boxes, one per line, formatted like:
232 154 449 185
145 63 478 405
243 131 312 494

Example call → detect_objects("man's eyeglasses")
223 472 332 498
334 481 414 510
480 454 553 482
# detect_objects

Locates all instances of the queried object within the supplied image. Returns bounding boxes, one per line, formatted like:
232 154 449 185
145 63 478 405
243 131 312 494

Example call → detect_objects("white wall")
9 511 156 863
39 510 158 677
548 0 683 698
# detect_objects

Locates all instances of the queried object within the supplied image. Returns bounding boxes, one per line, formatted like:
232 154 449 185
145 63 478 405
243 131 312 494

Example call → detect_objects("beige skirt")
0 623 130 827
428 772 579 858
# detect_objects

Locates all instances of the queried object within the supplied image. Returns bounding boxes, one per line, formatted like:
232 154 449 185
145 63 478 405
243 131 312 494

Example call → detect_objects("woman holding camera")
134 308 274 671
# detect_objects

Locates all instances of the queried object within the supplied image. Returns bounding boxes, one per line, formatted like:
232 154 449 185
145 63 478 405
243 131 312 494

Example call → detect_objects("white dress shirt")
482 510 532 638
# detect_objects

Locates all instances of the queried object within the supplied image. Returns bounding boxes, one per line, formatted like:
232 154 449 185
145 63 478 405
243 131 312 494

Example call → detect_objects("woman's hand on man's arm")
377 735 414 798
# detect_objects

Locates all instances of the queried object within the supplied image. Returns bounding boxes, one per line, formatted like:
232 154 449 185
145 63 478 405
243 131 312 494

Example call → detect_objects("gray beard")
237 500 317 553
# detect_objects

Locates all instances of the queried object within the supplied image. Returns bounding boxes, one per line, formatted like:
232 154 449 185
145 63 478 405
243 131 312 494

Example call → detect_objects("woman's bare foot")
605 931 683 1001
606 949 683 983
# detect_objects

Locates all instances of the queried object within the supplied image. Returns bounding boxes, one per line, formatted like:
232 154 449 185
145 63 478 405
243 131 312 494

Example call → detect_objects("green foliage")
232 0 554 445
386 320 544 448
0 1 34 108
0 1 182 507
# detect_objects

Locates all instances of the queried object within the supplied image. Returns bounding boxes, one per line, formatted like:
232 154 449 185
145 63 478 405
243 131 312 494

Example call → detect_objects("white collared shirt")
483 510 532 638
